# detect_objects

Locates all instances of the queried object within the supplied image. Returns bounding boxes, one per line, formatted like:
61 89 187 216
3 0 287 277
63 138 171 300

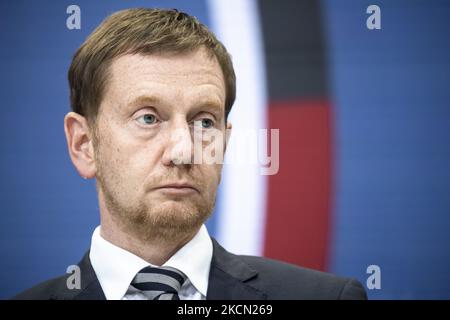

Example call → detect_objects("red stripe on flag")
264 100 332 271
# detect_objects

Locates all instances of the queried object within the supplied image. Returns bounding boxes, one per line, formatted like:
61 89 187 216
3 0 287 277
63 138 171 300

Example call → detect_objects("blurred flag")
208 0 331 272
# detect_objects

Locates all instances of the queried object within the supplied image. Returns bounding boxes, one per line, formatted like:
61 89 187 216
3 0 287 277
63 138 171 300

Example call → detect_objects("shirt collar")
89 224 212 300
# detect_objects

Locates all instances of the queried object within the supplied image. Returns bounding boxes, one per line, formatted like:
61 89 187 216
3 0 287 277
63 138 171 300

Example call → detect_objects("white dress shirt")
89 224 213 300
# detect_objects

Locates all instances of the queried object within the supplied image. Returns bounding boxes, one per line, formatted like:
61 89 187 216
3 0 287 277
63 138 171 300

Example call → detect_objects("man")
14 8 366 300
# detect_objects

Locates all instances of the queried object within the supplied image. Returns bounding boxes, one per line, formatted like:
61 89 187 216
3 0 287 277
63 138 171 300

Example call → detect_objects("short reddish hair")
68 8 236 125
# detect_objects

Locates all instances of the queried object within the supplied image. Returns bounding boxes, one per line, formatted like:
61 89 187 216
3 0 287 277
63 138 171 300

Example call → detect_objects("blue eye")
137 114 157 125
200 118 214 128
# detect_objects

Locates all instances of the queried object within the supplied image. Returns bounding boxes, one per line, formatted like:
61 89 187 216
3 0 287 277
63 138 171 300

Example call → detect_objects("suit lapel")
206 239 267 300
57 239 267 300
50 251 106 300
72 251 106 300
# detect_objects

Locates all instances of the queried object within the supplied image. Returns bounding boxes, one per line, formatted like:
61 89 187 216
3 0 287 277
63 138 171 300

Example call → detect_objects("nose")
161 117 194 167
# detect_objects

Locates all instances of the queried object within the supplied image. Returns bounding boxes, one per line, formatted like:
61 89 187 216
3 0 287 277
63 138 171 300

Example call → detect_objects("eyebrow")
194 98 223 111
120 94 224 120
125 95 163 108
124 95 223 110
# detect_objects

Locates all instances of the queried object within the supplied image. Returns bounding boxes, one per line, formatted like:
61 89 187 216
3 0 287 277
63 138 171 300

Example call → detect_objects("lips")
159 182 195 189
154 182 199 193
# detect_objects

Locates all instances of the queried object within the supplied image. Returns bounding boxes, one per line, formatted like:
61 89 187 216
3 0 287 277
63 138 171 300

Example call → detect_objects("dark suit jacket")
13 238 367 300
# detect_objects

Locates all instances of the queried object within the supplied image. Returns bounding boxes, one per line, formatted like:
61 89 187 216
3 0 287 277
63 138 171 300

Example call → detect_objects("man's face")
93 48 229 241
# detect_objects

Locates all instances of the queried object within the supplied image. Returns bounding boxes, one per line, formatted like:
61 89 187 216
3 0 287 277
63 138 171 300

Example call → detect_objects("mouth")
153 182 199 195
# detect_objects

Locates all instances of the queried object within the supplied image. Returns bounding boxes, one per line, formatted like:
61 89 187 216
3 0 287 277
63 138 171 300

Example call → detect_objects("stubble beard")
94 152 216 246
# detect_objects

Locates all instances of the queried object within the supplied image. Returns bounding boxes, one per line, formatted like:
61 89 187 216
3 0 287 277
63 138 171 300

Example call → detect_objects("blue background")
324 0 450 299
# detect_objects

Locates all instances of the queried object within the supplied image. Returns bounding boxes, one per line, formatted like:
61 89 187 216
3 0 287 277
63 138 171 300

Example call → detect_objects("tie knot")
130 266 187 300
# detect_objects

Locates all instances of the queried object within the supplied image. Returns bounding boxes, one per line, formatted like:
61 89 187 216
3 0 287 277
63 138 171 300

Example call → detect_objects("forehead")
104 49 226 109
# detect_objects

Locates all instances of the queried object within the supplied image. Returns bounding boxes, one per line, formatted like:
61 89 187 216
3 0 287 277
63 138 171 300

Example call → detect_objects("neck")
99 212 198 266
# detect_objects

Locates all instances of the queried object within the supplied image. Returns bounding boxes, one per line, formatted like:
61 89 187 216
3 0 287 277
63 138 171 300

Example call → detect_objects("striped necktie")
130 266 187 300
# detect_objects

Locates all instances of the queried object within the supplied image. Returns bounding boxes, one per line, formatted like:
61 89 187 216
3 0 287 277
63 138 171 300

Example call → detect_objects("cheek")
118 147 151 179
96 118 160 190
200 164 222 189
99 148 150 199
97 135 144 181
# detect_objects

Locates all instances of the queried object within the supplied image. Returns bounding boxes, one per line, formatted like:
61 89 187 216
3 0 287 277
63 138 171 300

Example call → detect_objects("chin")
145 200 208 224
152 198 196 212
132 206 207 242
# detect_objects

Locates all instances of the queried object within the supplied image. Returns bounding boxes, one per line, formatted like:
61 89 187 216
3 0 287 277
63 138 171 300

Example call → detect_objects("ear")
64 112 96 179
224 121 232 154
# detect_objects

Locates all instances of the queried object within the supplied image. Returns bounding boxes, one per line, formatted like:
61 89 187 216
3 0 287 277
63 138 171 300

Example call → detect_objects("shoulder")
239 255 367 300
12 274 70 300
12 252 104 300
210 238 367 300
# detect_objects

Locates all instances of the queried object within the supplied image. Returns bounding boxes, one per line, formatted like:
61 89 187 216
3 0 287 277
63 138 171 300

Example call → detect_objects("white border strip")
207 0 268 255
